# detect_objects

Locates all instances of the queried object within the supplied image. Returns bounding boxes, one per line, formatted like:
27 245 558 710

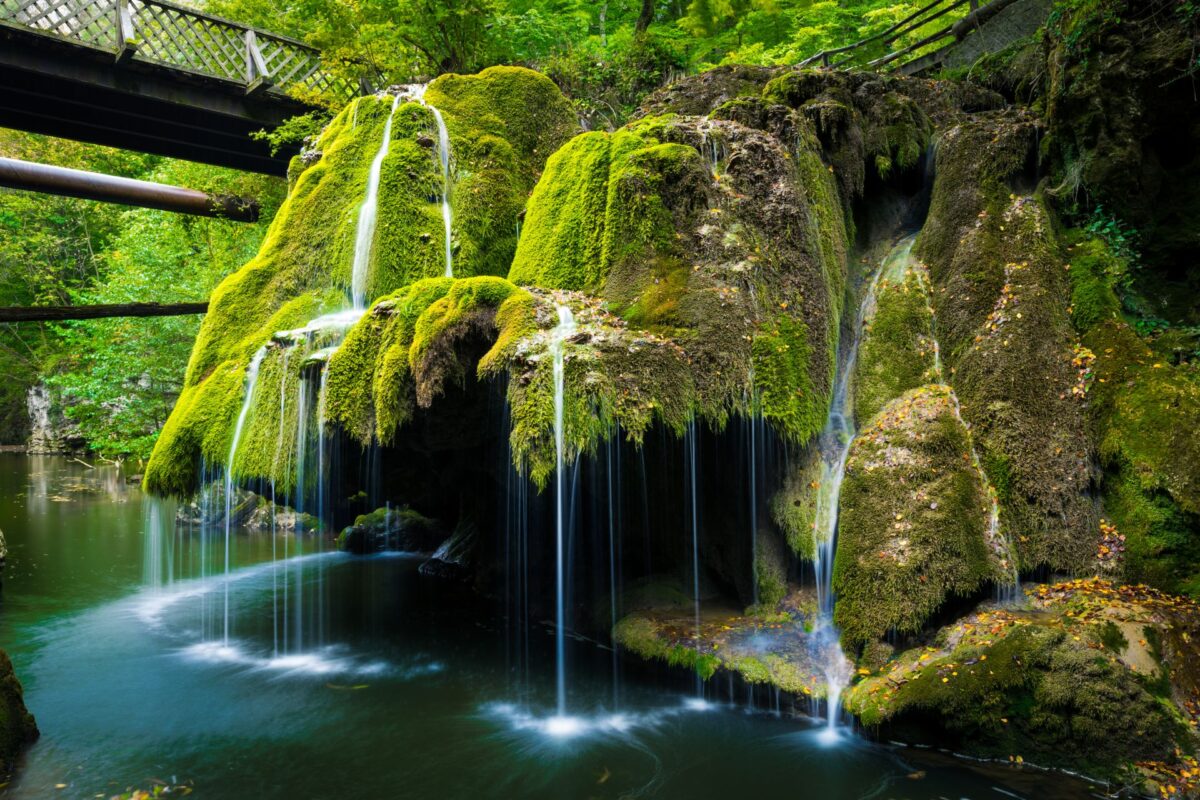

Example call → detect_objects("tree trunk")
636 0 654 33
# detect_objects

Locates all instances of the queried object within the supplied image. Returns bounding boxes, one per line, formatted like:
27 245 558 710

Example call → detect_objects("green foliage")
252 110 332 156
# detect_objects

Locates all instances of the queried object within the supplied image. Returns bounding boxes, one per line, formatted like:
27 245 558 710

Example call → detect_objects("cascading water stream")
351 95 401 310
551 304 575 719
223 345 269 645
810 242 904 737
687 420 703 698
429 106 454 278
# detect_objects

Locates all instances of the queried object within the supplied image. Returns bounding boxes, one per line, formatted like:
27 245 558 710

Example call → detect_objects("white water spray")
351 95 401 310
687 421 703 697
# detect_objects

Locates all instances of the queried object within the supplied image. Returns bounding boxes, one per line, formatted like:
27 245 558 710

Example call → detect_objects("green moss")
1097 620 1129 654
146 69 576 496
751 315 824 443
1078 317 1200 591
771 451 822 558
612 616 718 681
508 127 702 300
1064 233 1123 331
834 385 996 647
846 623 1189 778
854 258 939 424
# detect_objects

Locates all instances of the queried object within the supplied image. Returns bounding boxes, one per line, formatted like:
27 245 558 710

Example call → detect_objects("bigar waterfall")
96 40 1200 798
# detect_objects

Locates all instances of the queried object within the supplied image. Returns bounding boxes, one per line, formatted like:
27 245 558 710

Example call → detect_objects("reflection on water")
0 456 1100 799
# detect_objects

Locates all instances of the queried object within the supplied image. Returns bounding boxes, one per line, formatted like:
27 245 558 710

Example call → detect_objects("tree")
636 0 655 32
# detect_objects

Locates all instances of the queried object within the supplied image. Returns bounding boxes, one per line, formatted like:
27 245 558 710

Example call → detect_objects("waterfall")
293 366 309 652
394 84 454 278
687 420 702 697
810 242 901 738
746 382 759 607
223 345 268 645
606 435 621 708
551 304 575 718
429 106 454 278
351 94 402 310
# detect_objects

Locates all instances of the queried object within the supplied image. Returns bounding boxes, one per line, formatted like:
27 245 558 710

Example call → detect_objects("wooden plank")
0 302 208 322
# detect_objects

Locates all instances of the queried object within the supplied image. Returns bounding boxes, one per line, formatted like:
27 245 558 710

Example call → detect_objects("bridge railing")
0 0 355 99
798 0 1004 73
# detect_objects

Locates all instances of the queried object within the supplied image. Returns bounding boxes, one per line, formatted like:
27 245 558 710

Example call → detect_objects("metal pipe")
0 302 208 322
0 157 260 221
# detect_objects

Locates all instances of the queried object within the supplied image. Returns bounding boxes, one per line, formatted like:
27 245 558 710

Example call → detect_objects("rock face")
25 384 84 455
916 113 1097 573
0 651 37 776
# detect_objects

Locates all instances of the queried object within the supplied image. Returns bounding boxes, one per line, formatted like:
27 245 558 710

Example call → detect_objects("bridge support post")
244 31 274 97
115 0 138 64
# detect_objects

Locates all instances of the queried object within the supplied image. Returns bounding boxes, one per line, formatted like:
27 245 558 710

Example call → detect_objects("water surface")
0 456 1100 799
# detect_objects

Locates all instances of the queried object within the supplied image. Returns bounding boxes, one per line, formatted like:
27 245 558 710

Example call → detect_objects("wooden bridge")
0 0 358 174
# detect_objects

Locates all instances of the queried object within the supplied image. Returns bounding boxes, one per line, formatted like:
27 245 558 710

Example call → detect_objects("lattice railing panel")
3 0 117 48
130 0 244 81
1 0 355 99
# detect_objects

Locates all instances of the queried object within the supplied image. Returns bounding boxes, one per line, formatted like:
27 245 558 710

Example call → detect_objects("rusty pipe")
0 156 260 221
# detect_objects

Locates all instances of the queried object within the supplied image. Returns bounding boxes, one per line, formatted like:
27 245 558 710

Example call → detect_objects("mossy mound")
144 68 577 496
509 110 848 455
834 386 999 649
916 113 1096 573
845 578 1198 783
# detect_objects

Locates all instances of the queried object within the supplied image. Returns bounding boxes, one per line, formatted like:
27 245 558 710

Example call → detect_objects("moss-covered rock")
1049 229 1200 593
337 505 442 554
612 587 827 698
845 578 1198 782
853 242 940 424
834 386 999 648
508 111 849 458
916 114 1097 573
145 68 577 496
0 651 37 777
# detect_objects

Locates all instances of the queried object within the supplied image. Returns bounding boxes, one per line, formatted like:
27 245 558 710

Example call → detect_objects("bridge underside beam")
0 302 208 323
0 32 308 175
